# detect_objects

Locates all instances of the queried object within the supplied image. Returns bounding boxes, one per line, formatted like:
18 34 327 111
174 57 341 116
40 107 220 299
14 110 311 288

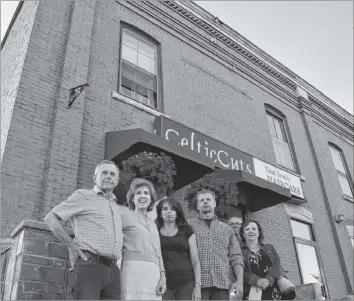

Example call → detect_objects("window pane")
138 53 155 74
329 147 346 173
121 61 157 108
121 76 135 98
346 225 354 237
338 174 353 197
291 220 313 240
296 243 322 284
121 61 156 90
273 118 286 142
122 32 138 50
122 45 137 65
267 115 276 137
272 137 295 170
138 40 156 59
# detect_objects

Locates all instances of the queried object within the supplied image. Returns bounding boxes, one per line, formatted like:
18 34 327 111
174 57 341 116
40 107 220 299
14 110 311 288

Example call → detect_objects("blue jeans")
163 281 195 300
68 257 121 300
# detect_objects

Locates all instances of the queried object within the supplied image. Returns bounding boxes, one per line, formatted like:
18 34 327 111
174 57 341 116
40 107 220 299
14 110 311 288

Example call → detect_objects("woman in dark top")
240 219 295 300
156 197 201 300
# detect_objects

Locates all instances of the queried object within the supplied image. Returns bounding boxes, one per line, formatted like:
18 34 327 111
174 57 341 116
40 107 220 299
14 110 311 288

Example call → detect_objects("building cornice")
125 1 299 107
167 1 297 92
166 1 353 127
309 95 354 130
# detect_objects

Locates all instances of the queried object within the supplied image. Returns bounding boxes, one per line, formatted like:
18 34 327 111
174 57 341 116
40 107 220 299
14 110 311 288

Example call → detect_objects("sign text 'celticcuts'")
154 117 254 174
154 116 304 199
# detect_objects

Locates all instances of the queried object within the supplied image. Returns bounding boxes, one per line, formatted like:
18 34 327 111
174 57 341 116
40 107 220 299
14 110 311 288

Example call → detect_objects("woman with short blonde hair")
126 178 157 211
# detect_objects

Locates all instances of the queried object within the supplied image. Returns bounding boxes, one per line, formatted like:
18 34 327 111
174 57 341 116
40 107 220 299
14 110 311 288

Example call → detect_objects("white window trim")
119 27 161 110
346 225 354 248
328 144 354 199
284 203 313 224
266 111 297 172
112 91 169 118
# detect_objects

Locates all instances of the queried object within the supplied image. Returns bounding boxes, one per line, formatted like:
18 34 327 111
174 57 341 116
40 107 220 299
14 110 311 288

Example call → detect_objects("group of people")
45 160 296 300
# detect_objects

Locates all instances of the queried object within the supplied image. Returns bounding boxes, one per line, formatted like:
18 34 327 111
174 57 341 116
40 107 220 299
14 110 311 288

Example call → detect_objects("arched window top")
264 103 286 119
328 141 343 152
121 21 160 46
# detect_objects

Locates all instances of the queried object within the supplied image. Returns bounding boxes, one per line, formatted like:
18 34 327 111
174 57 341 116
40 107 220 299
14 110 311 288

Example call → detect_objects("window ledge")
343 195 354 203
275 164 302 179
286 197 308 206
112 91 170 118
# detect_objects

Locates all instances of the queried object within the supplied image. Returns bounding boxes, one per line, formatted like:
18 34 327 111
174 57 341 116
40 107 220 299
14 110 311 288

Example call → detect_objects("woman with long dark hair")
240 219 296 300
156 197 202 300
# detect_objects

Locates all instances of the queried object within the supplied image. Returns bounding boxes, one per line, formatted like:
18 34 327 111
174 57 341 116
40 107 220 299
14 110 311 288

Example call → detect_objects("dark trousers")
163 281 195 300
201 287 229 300
68 257 121 300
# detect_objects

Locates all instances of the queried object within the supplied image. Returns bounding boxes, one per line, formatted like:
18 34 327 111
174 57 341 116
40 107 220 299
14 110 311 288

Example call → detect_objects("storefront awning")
213 169 292 212
105 129 215 200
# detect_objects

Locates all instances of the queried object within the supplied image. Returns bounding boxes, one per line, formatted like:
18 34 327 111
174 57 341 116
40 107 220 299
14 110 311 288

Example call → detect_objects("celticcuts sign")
153 116 304 199
153 116 254 174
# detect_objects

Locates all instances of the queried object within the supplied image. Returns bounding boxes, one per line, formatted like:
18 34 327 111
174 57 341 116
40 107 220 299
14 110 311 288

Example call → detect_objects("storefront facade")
1 1 353 299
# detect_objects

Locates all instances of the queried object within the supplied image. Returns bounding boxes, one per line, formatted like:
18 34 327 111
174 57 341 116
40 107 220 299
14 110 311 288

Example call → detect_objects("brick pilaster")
34 0 97 220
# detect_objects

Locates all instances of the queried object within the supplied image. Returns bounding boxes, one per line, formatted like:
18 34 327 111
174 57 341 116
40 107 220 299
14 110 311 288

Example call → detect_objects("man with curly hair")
188 189 244 300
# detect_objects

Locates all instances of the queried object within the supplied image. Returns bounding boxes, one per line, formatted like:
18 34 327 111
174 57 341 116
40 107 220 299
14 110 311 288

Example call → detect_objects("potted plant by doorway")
184 173 239 220
120 151 177 200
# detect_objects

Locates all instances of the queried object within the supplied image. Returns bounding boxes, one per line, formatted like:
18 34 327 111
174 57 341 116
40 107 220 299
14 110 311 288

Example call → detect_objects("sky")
1 1 353 115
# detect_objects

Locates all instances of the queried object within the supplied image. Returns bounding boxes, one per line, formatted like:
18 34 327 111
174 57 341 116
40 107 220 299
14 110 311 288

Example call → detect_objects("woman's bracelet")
195 281 201 286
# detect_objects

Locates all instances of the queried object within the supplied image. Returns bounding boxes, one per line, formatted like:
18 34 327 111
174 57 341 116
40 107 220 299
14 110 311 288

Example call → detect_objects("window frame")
118 23 163 111
345 225 354 248
328 143 353 200
290 218 328 299
265 105 299 173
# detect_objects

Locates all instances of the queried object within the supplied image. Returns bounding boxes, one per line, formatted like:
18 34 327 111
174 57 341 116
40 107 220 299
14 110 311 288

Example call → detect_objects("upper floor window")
266 111 295 171
345 225 354 248
290 219 327 298
119 27 159 109
328 144 353 198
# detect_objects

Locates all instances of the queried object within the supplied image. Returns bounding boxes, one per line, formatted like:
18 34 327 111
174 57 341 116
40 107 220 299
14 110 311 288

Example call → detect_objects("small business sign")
253 158 304 199
153 116 304 199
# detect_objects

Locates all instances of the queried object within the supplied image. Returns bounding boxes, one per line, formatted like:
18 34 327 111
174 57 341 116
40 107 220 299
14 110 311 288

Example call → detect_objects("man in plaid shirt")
188 189 244 300
45 160 123 300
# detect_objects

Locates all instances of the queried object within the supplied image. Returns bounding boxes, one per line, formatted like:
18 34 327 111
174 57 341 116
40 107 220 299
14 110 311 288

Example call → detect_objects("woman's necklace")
136 212 152 230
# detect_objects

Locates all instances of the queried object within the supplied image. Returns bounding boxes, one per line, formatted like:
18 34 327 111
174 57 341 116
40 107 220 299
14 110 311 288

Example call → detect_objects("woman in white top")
120 178 166 300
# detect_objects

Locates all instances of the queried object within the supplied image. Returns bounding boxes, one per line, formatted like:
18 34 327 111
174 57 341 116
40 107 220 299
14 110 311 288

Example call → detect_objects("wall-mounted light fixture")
334 213 345 223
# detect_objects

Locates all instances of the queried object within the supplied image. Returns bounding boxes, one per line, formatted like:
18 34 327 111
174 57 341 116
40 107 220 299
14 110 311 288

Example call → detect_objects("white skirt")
121 260 162 300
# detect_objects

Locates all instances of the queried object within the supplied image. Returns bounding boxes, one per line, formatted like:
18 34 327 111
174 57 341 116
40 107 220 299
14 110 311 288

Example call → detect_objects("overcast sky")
1 1 353 114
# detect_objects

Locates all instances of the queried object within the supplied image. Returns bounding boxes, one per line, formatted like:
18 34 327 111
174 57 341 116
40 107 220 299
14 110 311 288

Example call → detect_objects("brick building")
1 1 353 299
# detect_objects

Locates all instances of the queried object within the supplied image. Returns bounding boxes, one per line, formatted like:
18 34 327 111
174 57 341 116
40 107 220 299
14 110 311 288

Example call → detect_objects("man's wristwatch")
195 281 201 286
